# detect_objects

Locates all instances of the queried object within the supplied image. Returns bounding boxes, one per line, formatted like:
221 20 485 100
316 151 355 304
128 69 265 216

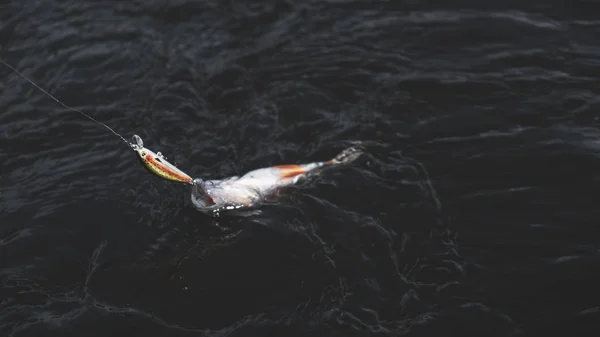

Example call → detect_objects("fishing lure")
131 135 193 184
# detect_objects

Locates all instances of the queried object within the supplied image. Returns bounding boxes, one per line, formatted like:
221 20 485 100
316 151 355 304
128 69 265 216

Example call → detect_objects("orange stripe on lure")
131 135 193 184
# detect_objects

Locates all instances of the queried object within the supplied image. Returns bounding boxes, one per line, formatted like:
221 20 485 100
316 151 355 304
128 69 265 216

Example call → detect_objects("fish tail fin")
326 143 364 166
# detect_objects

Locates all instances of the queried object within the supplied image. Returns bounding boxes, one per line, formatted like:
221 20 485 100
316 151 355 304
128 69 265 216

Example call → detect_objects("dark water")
2 0 600 336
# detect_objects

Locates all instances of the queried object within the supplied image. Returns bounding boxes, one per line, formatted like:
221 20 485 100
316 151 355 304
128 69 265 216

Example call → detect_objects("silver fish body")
190 145 364 216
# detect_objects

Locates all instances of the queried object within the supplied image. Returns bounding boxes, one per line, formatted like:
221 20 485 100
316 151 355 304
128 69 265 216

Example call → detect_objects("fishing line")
1 59 196 185
0 59 135 149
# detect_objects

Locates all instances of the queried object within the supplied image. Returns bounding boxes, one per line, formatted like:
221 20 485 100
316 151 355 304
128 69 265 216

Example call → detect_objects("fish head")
190 179 217 210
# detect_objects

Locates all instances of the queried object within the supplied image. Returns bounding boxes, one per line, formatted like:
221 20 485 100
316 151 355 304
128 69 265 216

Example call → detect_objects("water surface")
2 1 600 336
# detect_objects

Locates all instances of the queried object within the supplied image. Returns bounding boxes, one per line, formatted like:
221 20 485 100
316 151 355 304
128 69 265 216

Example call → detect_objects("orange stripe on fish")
273 165 303 169
275 165 308 179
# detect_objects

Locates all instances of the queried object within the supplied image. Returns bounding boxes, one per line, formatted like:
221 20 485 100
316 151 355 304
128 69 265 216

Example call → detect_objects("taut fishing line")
1 59 195 185
0 59 135 149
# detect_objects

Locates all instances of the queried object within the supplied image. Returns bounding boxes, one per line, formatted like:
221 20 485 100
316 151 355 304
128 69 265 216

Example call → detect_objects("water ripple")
2 1 598 336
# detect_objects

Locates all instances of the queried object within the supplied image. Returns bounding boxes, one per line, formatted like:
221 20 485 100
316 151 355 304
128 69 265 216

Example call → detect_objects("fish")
190 145 364 217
